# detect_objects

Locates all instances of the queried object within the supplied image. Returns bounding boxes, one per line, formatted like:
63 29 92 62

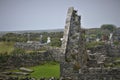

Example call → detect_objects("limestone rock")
19 67 34 73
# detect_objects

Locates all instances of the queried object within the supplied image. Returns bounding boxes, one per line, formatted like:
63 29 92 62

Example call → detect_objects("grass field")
10 62 60 79
0 41 14 54
29 63 60 79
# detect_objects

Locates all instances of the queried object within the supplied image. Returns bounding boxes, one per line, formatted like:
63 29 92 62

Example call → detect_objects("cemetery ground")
0 41 60 79
1 40 120 79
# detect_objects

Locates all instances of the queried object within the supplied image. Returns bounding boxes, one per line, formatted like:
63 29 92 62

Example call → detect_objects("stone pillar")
60 7 86 80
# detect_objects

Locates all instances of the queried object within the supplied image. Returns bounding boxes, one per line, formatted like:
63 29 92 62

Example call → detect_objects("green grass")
86 41 104 49
10 62 60 79
0 41 14 54
29 63 60 79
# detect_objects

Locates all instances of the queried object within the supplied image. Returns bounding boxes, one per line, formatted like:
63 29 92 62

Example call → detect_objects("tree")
101 24 116 32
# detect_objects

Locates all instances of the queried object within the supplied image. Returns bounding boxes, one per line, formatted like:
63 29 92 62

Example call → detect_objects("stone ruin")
60 7 120 80
1 7 120 80
60 7 87 79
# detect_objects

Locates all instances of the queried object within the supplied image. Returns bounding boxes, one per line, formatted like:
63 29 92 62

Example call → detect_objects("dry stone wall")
88 44 120 57
60 7 120 80
15 42 45 50
0 50 61 70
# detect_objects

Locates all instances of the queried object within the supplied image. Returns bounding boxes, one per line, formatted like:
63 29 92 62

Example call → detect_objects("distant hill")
85 28 101 34
0 29 64 35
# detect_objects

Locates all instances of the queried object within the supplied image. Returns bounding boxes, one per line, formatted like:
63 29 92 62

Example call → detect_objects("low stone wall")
6 52 47 67
60 63 120 80
47 47 62 62
107 45 120 57
88 44 120 57
0 50 61 70
78 68 120 80
15 42 45 50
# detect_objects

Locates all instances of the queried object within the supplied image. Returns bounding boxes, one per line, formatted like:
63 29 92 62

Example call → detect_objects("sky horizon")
0 0 120 31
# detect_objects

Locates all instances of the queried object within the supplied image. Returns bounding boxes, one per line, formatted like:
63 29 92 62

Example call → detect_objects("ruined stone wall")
106 45 120 57
0 50 61 70
14 42 45 50
78 68 120 80
47 47 61 61
60 7 86 79
78 69 120 80
88 44 120 57
60 7 120 80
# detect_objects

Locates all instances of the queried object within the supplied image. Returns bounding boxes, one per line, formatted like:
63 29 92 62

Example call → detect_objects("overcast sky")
0 0 120 31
